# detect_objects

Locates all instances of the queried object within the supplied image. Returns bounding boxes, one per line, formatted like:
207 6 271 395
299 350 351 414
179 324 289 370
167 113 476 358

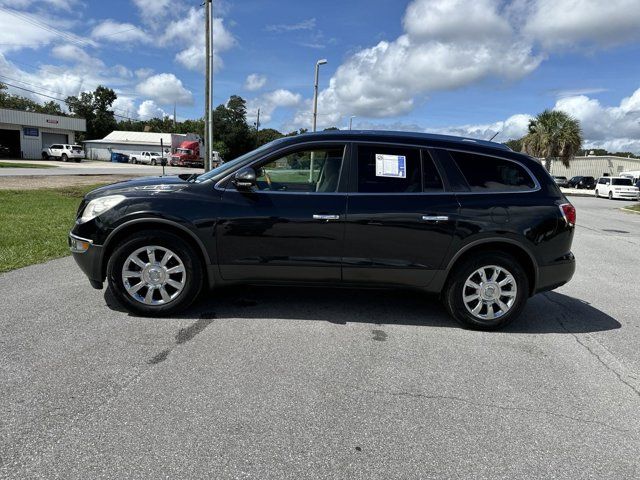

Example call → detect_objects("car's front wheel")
608 191 613 200
107 230 204 316
443 252 529 330
61 154 68 162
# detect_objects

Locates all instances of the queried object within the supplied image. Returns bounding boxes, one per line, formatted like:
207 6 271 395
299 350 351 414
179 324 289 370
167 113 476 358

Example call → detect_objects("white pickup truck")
41 144 84 162
130 151 163 165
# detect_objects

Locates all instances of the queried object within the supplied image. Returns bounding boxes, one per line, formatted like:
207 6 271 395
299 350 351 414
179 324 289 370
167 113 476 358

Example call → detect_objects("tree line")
0 83 309 161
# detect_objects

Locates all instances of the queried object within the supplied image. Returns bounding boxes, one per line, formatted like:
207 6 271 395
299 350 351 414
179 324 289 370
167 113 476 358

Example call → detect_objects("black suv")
69 131 575 330
567 176 596 189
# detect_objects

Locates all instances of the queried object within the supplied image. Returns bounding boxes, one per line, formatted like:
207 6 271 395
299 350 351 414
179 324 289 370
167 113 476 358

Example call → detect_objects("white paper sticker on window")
375 154 406 178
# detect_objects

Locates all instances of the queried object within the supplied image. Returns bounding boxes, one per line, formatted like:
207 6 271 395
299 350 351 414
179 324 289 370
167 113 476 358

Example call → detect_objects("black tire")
151 159 157 166
61 154 68 162
608 191 613 200
595 189 599 198
107 230 204 316
131 158 137 164
442 252 529 330
75 158 81 163
42 152 49 160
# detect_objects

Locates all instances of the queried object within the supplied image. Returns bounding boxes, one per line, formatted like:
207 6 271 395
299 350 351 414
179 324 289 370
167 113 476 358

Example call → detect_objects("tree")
504 138 523 152
66 86 118 141
522 110 583 171
254 128 283 147
211 95 254 160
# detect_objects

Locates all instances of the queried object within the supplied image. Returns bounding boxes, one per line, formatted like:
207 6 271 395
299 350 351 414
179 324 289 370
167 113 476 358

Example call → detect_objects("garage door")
0 129 21 158
42 132 68 148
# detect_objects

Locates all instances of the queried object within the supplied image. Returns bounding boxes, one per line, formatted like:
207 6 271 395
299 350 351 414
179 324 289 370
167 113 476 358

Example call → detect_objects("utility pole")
173 102 177 130
207 0 214 170
204 0 211 171
349 116 355 130
256 108 260 132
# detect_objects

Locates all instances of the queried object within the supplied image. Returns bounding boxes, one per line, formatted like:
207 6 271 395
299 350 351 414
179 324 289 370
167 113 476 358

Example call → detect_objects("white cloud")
132 0 171 20
111 96 137 119
245 74 267 91
266 18 316 33
51 44 104 67
162 7 235 73
136 73 193 105
524 0 640 49
0 9 61 52
135 68 154 79
292 0 543 127
137 99 166 120
91 20 149 44
246 89 302 124
428 114 533 142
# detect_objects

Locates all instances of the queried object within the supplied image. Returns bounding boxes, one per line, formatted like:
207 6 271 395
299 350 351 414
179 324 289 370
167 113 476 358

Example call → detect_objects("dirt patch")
0 175 144 190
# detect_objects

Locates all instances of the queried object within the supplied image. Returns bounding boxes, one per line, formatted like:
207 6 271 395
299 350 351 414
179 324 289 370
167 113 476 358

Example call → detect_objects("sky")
1 0 640 151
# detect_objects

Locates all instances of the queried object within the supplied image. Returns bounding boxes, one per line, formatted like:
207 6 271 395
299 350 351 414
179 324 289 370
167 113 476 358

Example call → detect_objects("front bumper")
69 233 105 289
535 252 576 294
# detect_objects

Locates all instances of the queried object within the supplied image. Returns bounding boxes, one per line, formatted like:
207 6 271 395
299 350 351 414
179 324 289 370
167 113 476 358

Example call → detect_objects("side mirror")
233 167 256 190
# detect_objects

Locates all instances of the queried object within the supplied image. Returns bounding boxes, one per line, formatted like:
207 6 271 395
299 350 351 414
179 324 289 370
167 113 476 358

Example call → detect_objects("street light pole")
311 59 327 183
312 59 327 133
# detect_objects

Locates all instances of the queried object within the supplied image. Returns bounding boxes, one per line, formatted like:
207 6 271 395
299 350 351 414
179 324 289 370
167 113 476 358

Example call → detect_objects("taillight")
560 203 576 226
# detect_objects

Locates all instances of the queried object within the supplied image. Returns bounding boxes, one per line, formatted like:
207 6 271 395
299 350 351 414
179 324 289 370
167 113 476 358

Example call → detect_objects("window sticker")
375 154 406 178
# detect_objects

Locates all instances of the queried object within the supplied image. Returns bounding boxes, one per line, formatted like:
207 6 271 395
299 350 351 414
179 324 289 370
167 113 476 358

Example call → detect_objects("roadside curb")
562 192 595 198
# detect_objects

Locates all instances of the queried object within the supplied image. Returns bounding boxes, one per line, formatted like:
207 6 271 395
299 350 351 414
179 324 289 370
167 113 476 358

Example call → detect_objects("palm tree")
522 110 583 172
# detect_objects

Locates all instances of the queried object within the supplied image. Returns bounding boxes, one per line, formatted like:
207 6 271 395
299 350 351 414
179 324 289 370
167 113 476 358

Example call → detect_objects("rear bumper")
535 252 575 294
69 234 105 289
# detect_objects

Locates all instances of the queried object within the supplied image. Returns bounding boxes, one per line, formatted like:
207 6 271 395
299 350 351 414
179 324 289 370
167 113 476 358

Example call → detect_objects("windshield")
612 178 633 186
177 149 192 154
195 138 289 183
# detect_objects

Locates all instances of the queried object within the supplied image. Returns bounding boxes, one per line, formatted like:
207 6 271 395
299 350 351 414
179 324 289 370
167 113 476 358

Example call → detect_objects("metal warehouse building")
83 131 201 161
0 108 86 159
550 155 640 178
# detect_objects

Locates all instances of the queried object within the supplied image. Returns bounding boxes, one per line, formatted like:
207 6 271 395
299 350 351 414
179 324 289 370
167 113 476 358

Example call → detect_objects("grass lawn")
0 184 104 273
623 204 640 212
0 161 57 169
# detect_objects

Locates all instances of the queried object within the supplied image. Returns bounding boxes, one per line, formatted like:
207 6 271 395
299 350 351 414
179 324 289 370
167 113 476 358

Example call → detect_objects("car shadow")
104 285 621 334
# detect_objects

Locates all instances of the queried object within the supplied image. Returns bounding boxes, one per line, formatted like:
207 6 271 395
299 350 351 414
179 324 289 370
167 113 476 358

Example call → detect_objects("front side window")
450 151 536 191
357 145 422 193
254 146 345 192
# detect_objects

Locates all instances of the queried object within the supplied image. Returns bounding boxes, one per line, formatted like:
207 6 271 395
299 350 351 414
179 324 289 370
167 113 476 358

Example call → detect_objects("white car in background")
41 144 84 162
595 177 639 200
130 151 163 165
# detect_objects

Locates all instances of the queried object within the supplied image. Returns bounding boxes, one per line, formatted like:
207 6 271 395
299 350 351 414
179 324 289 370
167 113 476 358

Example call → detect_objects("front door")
217 143 348 282
343 144 458 286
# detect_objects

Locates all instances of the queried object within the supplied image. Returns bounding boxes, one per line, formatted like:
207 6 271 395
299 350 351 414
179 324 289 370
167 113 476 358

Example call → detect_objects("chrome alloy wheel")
121 246 186 306
462 265 517 321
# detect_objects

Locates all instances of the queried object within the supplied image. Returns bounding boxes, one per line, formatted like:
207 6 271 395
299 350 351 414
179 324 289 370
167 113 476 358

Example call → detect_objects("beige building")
549 155 640 178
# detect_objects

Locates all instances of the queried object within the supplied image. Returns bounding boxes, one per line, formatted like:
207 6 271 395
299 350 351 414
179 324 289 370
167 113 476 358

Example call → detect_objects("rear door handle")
313 214 340 221
421 215 449 222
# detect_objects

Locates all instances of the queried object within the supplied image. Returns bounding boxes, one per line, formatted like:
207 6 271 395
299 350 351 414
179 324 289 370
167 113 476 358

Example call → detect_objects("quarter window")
450 151 536 191
357 145 422 193
254 146 345 192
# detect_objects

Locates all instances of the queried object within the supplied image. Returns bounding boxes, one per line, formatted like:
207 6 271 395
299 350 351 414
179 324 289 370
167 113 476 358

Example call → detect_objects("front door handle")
313 214 340 221
421 215 449 222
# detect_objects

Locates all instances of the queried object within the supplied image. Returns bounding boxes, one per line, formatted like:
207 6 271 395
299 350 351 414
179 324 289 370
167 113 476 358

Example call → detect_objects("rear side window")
357 145 421 193
612 178 633 186
450 151 536 191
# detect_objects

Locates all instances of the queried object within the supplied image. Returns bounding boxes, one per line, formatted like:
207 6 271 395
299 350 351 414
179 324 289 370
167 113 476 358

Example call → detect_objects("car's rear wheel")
41 152 49 160
61 153 68 162
151 159 157 166
107 230 204 316
443 252 529 330
595 189 599 197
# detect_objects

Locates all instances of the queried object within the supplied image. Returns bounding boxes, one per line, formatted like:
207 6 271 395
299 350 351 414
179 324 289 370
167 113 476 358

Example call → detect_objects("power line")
0 80 135 120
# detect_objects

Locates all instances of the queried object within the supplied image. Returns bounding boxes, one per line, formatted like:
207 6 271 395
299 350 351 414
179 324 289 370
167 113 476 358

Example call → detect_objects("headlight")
79 195 126 223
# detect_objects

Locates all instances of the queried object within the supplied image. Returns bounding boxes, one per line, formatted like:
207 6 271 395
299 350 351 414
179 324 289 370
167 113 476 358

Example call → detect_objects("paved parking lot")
0 159 203 177
1 196 639 479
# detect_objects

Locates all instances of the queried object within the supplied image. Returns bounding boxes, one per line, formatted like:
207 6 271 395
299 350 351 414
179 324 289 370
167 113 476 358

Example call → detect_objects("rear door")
216 143 348 282
342 143 458 286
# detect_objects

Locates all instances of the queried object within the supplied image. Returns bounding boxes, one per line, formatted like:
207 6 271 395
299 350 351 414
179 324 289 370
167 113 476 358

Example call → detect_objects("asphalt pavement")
1 196 639 479
0 159 203 177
